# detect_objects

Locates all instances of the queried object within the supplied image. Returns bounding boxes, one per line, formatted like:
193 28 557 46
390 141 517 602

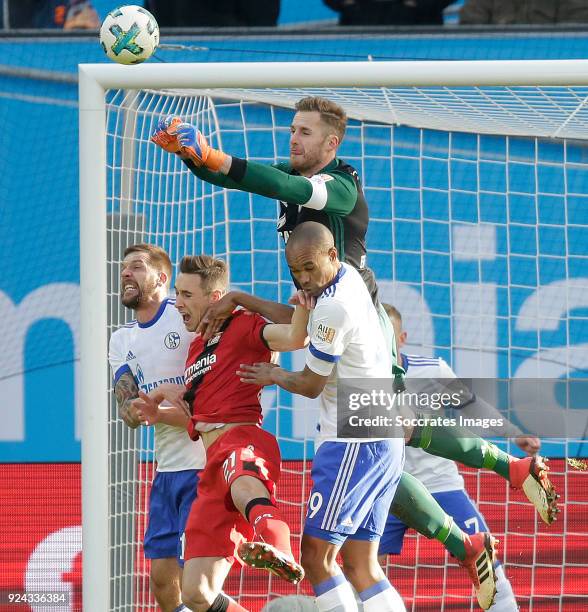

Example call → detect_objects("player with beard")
132 254 309 612
108 243 206 612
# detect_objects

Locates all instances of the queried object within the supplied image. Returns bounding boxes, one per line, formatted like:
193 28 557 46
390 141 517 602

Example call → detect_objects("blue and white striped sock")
359 579 406 612
313 573 358 611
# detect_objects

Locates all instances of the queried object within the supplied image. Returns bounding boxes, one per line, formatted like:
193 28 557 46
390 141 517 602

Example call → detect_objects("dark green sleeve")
183 158 311 202
182 159 236 189
184 158 357 215
321 170 357 215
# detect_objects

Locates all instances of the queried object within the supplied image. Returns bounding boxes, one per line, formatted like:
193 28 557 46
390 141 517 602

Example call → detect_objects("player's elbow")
269 332 309 353
287 332 309 352
301 380 324 399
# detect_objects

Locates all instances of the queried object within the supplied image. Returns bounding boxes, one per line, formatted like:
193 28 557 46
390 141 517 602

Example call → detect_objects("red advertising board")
1 462 587 611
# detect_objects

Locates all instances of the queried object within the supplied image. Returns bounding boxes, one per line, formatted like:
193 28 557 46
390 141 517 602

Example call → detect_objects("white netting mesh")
169 85 588 139
103 85 588 612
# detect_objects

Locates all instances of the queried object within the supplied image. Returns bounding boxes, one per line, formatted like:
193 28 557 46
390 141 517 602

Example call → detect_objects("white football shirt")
305 263 391 445
402 354 464 493
108 298 205 472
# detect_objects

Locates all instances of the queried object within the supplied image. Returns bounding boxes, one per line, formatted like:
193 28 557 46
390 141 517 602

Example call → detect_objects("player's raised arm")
197 290 296 341
261 299 310 353
151 117 357 214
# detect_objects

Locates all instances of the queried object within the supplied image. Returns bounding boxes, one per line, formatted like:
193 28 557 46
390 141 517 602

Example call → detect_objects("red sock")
246 501 293 557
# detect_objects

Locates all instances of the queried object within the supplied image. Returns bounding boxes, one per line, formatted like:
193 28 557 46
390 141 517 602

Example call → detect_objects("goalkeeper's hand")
150 115 183 154
175 122 228 172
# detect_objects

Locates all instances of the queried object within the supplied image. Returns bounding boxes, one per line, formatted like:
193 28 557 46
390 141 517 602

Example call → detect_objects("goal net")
79 61 588 612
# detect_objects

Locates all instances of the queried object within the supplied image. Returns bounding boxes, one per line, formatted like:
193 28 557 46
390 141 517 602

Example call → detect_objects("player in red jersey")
132 254 309 612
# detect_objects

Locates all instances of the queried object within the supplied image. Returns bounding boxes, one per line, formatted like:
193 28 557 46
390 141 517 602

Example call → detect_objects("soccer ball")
100 5 159 65
261 596 318 611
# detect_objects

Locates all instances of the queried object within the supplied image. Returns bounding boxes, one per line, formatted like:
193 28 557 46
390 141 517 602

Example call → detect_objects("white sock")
359 580 406 612
314 574 359 612
488 565 519 611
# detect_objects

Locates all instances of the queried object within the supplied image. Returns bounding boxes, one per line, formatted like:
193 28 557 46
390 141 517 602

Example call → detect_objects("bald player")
239 222 408 612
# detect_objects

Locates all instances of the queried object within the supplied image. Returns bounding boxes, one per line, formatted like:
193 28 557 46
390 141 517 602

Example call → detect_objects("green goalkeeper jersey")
184 156 403 377
184 157 379 304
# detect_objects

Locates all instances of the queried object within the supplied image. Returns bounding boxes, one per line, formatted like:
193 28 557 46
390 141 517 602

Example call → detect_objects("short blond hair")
179 255 228 293
295 96 347 142
382 303 402 326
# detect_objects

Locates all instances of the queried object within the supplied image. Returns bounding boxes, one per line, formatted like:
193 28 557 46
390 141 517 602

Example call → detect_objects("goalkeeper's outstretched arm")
151 117 357 214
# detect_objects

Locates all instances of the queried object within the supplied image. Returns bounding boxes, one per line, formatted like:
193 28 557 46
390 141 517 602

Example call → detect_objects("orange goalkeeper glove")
150 115 183 154
175 123 228 171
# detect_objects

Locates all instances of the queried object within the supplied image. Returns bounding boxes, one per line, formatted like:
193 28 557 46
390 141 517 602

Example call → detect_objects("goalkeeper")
151 98 381 315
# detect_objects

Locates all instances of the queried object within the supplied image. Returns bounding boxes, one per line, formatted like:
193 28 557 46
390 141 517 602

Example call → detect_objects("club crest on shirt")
206 333 222 347
135 364 145 384
316 323 336 344
313 173 334 183
164 331 181 349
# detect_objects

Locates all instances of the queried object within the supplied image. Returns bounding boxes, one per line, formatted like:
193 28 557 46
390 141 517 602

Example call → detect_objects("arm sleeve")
183 159 236 189
108 332 132 385
307 170 357 215
239 311 271 352
184 158 357 214
305 302 350 376
184 158 304 197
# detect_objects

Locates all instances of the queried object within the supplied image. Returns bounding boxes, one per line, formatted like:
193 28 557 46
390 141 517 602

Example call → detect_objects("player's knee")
300 539 335 581
149 565 180 604
342 555 381 584
181 581 215 612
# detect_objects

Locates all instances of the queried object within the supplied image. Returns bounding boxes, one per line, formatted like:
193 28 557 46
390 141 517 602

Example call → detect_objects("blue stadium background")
1 3 587 462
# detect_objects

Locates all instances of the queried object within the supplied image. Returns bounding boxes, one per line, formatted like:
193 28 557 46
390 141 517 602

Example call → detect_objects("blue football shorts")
143 469 199 563
304 439 404 546
378 487 490 556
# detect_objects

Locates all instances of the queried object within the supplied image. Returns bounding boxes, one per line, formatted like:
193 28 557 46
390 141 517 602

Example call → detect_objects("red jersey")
183 309 270 440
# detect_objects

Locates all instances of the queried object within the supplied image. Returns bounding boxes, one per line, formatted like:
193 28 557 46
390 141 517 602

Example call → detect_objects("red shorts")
183 425 281 562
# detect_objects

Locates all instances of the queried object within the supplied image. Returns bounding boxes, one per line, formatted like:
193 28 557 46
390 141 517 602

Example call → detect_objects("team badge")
164 331 181 349
135 364 145 384
206 333 222 347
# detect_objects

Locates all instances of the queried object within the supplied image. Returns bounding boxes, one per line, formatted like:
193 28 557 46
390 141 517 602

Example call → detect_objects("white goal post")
79 60 588 612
